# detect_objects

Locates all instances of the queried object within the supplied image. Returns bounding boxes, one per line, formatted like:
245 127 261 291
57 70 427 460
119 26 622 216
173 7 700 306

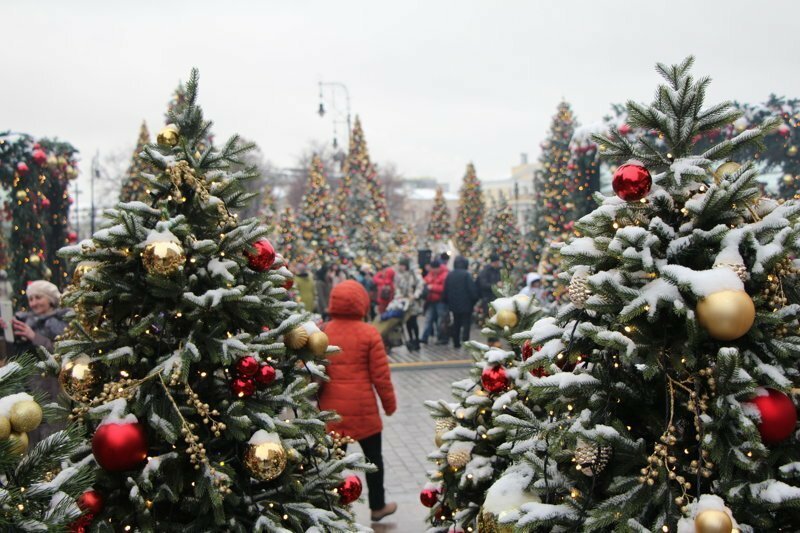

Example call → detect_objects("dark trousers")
357 433 386 510
406 314 419 341
451 312 472 347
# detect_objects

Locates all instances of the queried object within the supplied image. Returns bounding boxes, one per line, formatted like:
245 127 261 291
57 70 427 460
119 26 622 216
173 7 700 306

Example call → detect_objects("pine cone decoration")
575 441 611 476
568 272 591 309
712 261 748 283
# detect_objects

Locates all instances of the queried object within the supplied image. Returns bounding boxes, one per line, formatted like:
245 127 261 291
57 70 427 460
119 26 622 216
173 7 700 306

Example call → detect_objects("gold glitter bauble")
714 162 741 181
157 124 180 147
788 145 799 157
28 254 41 265
72 261 100 284
15 190 28 201
477 510 514 533
306 331 329 357
434 419 456 447
59 355 96 399
284 327 309 350
244 441 287 481
695 509 733 533
142 241 185 276
8 432 29 455
784 174 795 185
574 440 612 476
495 310 518 329
696 289 755 341
568 272 591 309
712 262 748 283
0 416 10 439
10 400 43 433
446 446 471 469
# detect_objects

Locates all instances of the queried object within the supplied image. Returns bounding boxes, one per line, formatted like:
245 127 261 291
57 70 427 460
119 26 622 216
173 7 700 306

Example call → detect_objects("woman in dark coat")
443 256 479 348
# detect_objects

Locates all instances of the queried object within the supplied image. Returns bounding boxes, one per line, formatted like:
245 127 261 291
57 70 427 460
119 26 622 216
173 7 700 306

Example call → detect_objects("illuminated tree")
119 121 151 203
453 163 484 254
298 155 345 266
426 187 451 244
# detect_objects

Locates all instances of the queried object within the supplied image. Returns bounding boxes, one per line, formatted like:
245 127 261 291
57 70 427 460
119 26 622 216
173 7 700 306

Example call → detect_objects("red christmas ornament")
338 475 362 504
77 490 104 514
746 388 797 444
70 513 95 533
245 239 276 271
255 364 276 386
618 123 631 135
521 340 533 361
481 366 509 394
16 162 29 175
283 277 294 290
32 143 41 149
32 149 47 165
92 422 148 471
778 124 791 137
235 356 259 377
231 377 255 398
41 196 51 209
68 230 78 243
420 487 440 508
612 162 652 202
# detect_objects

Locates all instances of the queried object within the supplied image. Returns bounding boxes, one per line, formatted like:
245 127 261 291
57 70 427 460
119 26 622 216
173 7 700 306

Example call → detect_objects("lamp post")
317 81 352 151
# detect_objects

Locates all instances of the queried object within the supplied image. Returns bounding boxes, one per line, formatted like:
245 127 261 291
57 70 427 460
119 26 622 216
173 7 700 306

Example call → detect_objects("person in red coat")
420 259 449 344
319 280 398 522
372 265 396 314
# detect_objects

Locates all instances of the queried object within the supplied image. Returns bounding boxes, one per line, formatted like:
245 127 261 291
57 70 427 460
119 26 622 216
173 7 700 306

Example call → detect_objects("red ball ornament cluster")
16 162 29 175
32 148 47 166
337 475 362 504
746 388 797 444
231 355 276 398
70 490 104 533
91 422 148 472
612 161 652 202
481 365 509 394
420 487 440 508
245 239 276 272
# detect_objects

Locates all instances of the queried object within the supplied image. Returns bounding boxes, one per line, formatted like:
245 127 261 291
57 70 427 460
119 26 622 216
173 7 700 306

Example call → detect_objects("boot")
371 502 397 522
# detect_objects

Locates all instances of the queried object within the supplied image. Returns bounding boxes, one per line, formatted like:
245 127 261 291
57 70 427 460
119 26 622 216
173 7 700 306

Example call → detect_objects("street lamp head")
317 102 325 117
332 137 338 149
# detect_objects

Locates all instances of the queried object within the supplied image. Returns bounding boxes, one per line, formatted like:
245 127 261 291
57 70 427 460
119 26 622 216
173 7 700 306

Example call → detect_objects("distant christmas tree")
298 155 345 266
454 163 485 254
335 116 391 260
476 195 521 272
119 121 151 203
531 102 577 262
276 206 307 266
427 187 452 244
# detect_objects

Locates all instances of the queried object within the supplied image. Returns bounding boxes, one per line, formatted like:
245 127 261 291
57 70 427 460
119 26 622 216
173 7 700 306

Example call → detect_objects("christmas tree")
453 163 485 255
493 57 800 532
475 195 521 273
530 101 577 264
422 294 544 532
426 186 452 246
335 116 391 261
298 155 345 266
55 69 371 532
275 206 309 267
0 354 95 531
119 121 152 203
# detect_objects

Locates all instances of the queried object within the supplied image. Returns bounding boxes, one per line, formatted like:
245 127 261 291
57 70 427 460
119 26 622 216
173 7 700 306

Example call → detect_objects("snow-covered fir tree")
119 121 151 203
426 186 452 246
475 195 522 274
275 206 309 267
298 154 346 266
493 57 800 532
454 163 485 255
55 70 371 532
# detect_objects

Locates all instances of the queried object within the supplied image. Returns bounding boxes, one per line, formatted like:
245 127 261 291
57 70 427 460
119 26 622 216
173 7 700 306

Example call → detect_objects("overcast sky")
2 0 799 191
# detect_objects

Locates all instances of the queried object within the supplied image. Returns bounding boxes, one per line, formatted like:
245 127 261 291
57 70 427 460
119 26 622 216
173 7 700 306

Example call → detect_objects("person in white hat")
519 272 545 302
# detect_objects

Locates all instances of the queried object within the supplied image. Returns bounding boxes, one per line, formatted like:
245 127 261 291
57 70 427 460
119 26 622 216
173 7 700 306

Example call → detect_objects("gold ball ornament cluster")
157 124 180 147
0 399 44 455
72 261 99 285
142 241 185 276
284 327 309 350
244 439 287 481
434 418 456 447
696 289 755 341
694 509 733 533
712 262 748 283
306 331 329 357
495 309 518 329
568 271 591 309
59 356 96 399
574 441 612 476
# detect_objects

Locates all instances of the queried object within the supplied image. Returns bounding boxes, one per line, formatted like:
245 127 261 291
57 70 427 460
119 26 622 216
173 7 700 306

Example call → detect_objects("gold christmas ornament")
157 124 180 147
574 440 612 476
694 509 733 533
568 271 591 309
306 331 329 356
712 262 748 283
28 254 41 265
9 400 43 433
495 310 518 329
446 444 472 469
788 145 799 157
714 162 741 182
434 418 456 447
15 190 28 201
8 432 29 455
244 439 287 481
284 327 309 350
46 154 58 167
142 241 185 276
72 261 100 284
784 174 795 184
0 415 10 439
59 355 96 399
477 511 514 533
696 289 755 341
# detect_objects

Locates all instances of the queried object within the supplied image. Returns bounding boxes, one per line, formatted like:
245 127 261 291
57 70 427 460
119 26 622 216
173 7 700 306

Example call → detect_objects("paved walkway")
351 359 472 532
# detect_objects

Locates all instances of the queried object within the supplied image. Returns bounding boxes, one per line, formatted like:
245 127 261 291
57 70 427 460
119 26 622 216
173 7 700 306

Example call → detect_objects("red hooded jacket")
319 280 397 441
373 267 396 313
